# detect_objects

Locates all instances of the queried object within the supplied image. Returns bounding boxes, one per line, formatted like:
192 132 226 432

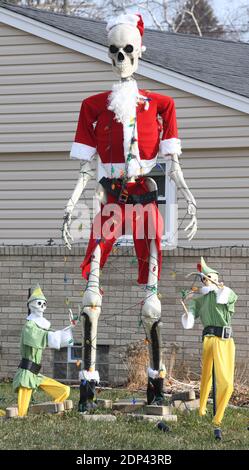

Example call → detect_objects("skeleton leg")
79 185 106 412
79 244 102 412
141 239 166 405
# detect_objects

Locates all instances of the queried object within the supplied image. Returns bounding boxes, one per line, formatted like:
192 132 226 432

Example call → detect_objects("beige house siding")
0 22 249 247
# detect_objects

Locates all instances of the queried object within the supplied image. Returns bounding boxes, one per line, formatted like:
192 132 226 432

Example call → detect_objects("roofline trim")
139 61 249 114
0 6 108 62
1 6 249 114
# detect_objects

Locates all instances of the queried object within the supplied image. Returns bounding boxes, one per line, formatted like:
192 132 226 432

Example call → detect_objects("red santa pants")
81 178 164 284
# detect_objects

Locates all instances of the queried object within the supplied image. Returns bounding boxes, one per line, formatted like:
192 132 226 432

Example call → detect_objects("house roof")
1 1 249 100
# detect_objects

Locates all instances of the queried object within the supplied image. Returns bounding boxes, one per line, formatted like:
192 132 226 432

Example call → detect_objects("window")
53 344 109 384
97 157 178 249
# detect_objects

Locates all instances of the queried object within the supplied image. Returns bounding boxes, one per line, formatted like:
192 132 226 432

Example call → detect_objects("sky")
212 0 249 40
212 0 248 19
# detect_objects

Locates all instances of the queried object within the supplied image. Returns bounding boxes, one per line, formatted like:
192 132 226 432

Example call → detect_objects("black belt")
99 177 158 205
202 325 232 340
18 358 41 375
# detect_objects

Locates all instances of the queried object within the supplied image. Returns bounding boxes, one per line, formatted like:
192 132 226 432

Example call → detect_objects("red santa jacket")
70 90 181 178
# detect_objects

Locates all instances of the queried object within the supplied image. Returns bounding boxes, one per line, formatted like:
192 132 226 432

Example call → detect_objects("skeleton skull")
28 299 47 317
107 24 143 78
202 272 219 286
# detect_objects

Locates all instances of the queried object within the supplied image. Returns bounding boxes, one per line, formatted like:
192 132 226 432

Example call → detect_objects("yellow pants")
199 336 235 426
17 377 70 417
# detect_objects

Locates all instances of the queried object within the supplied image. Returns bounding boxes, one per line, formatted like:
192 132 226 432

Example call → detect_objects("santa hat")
106 13 146 50
197 257 219 276
27 283 47 304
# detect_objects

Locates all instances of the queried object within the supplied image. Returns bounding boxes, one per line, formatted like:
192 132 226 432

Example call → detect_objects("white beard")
107 80 138 124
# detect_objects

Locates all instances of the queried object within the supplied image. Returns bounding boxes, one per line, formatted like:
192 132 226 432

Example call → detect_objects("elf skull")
202 272 219 286
107 24 142 78
28 299 47 317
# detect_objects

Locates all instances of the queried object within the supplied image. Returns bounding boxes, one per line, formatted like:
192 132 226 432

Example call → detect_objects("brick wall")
0 245 248 384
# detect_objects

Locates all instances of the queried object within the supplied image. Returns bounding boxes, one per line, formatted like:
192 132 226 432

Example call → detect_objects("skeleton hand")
62 212 73 250
62 161 94 250
185 200 197 241
169 154 197 241
68 308 80 327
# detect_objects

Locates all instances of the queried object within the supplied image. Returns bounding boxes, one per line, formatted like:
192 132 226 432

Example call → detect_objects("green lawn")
0 383 248 450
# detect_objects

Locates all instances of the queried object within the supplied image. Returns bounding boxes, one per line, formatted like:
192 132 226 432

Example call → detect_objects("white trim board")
1 6 249 114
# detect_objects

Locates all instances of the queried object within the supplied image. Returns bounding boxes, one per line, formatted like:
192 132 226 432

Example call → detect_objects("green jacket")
13 320 48 392
189 287 237 328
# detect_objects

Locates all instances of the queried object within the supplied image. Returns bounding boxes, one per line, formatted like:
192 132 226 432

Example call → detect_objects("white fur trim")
48 327 73 350
106 14 139 32
215 286 231 304
99 157 157 179
70 142 96 161
201 285 230 304
108 80 138 124
181 312 195 329
160 138 182 156
108 80 146 178
148 367 159 379
48 330 61 349
60 327 74 347
201 285 216 295
26 314 50 330
79 370 100 383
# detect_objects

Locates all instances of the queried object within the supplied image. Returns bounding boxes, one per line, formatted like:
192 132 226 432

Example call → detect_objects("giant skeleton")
62 14 197 412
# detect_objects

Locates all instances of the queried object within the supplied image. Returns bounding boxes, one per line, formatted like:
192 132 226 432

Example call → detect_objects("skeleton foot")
147 376 164 406
78 370 100 413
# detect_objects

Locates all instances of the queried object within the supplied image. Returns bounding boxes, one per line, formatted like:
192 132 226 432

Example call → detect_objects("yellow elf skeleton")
13 284 74 417
181 257 237 439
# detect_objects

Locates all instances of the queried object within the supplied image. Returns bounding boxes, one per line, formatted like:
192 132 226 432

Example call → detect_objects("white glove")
181 311 195 330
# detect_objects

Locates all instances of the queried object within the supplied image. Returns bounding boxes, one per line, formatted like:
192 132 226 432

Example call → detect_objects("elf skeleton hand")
68 308 80 327
169 154 197 241
62 161 94 250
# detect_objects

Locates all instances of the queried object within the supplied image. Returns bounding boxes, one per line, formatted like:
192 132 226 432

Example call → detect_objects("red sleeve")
74 96 99 148
156 94 179 140
70 93 107 161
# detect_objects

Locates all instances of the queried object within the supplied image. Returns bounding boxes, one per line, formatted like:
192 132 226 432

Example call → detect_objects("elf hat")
106 13 145 37
197 257 219 276
27 284 47 304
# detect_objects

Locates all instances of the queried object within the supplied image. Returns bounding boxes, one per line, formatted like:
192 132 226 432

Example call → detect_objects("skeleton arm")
62 161 95 249
169 154 197 241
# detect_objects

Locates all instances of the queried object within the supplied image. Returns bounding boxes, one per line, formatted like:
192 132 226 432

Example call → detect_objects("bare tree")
7 0 249 41
99 0 225 37
6 1 98 16
220 3 249 42
174 0 225 38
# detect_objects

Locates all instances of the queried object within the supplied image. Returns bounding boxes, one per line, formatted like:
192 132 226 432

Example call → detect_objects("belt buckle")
118 188 129 204
222 326 232 339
